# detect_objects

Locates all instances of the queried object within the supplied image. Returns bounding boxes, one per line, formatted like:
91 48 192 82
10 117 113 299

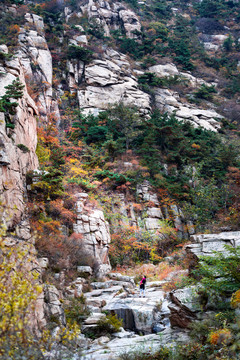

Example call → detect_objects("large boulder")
73 193 111 276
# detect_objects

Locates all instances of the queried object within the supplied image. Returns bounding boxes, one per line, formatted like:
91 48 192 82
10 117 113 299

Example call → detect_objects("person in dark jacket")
139 275 146 297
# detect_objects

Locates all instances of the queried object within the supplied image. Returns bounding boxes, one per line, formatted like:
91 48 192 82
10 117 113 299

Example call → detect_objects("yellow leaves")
70 165 88 177
36 143 51 165
0 234 40 354
231 289 240 309
191 143 201 150
36 284 43 294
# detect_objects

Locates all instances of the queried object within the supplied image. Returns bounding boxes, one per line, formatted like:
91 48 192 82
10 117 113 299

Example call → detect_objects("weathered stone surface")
86 298 106 308
38 258 49 269
147 207 163 218
145 217 161 230
149 63 179 77
73 193 111 276
44 285 66 326
108 273 135 286
168 287 200 329
84 313 106 325
17 15 60 121
103 289 166 334
78 79 151 115
77 266 93 275
136 180 159 205
0 56 38 227
25 13 44 32
186 231 240 257
119 9 141 38
82 329 190 359
201 34 228 51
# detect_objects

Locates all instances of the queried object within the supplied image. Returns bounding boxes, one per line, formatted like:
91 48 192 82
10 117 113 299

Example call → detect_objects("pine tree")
0 77 24 129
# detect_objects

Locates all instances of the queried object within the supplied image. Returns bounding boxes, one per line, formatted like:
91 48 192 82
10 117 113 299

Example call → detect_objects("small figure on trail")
139 275 146 297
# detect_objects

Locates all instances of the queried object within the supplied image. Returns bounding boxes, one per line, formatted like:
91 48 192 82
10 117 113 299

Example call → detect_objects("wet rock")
103 289 166 334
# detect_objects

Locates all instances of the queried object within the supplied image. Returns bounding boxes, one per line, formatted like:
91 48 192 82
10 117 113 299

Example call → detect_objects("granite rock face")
149 64 222 132
73 193 111 276
17 14 60 122
64 0 224 133
66 0 141 39
74 52 151 115
0 49 38 228
43 284 66 326
186 231 240 258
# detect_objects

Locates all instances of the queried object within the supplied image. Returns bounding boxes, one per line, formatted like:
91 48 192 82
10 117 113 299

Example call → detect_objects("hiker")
139 275 146 297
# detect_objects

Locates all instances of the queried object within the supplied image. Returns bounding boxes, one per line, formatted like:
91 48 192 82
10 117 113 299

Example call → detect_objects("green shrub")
96 314 122 335
119 346 172 359
17 144 30 153
67 45 93 63
192 84 217 102
64 296 90 326
0 77 24 130
194 245 240 302
95 170 134 186
138 72 180 93
194 0 224 18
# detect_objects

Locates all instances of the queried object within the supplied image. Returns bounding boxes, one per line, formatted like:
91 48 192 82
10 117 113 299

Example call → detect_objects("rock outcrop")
148 63 222 132
43 284 66 326
63 1 224 132
186 231 240 258
108 180 192 240
73 192 111 276
0 46 38 228
66 0 141 39
77 275 193 359
18 13 60 122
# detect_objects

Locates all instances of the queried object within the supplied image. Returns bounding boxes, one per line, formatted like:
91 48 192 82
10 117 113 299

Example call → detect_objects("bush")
195 18 224 34
17 144 30 153
193 84 217 101
64 296 90 326
96 314 122 336
67 45 93 63
194 0 224 18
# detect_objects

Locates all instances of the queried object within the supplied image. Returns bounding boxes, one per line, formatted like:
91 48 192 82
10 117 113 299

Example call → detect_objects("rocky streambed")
76 273 198 359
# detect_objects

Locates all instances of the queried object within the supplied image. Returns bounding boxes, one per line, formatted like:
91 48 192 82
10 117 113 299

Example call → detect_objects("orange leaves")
227 166 240 185
37 126 60 148
132 203 143 212
110 224 162 266
208 329 232 346
49 199 77 226
191 143 201 150
9 24 20 34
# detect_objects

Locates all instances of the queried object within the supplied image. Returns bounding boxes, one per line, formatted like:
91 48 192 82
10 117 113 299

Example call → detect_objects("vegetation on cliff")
0 0 240 358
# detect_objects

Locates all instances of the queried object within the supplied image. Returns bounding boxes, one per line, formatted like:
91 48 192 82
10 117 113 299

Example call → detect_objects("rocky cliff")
0 1 240 355
1 0 238 283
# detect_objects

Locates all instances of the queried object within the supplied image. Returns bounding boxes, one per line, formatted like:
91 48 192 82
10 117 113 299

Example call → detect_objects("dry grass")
116 261 184 282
